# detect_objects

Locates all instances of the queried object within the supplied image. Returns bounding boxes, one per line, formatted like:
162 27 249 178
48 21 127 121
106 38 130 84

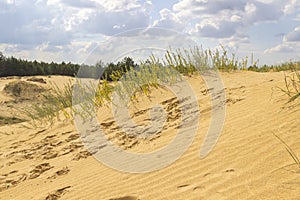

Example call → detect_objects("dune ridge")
0 71 299 200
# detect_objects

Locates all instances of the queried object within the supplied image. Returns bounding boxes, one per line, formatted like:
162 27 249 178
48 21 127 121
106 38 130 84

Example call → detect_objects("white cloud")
0 0 71 45
152 8 184 30
170 0 284 39
0 0 152 43
264 43 296 53
77 10 150 35
82 28 198 64
219 34 250 51
265 22 300 57
245 1 283 24
0 0 153 63
96 0 143 12
0 0 299 65
61 0 97 8
284 26 300 42
294 14 300 21
284 0 300 15
50 0 151 36
144 0 153 12
192 19 242 38
35 42 66 53
173 0 245 19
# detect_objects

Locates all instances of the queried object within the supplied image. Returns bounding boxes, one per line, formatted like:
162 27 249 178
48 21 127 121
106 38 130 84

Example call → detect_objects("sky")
0 0 300 65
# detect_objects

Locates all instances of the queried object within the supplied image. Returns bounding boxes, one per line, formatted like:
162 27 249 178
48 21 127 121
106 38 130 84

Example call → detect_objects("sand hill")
0 71 299 200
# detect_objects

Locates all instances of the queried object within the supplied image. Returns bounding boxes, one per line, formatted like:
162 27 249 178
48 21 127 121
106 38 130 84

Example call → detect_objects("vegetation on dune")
2 45 299 173
248 60 300 72
20 80 74 128
280 65 300 102
274 134 300 169
21 46 212 127
270 61 300 104
0 116 25 126
1 46 299 77
4 80 46 98
2 45 298 128
273 64 300 170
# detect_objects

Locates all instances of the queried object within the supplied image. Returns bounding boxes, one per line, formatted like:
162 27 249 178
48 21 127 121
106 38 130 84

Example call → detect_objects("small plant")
21 80 74 128
278 63 300 102
164 47 199 75
114 56 181 105
274 64 300 170
274 134 300 169
0 116 25 125
163 46 241 74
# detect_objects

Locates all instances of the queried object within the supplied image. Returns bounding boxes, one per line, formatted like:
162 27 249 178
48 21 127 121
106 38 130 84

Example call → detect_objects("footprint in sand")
65 134 79 142
109 196 140 200
177 184 205 192
58 141 83 157
0 171 27 192
45 186 71 200
42 151 58 160
100 120 115 128
225 86 246 106
72 150 92 161
48 167 70 179
29 163 53 179
224 169 235 173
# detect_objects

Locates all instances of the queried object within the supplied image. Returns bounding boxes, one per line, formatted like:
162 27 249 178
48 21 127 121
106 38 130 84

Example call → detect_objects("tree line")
0 52 137 79
0 52 80 77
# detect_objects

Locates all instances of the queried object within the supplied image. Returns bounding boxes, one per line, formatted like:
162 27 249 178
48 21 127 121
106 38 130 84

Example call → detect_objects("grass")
21 80 74 128
8 45 300 180
277 63 300 103
208 45 239 72
164 45 248 73
21 45 300 128
11 45 300 175
0 116 25 126
274 64 300 171
248 60 300 72
115 55 181 102
274 134 300 169
22 46 213 127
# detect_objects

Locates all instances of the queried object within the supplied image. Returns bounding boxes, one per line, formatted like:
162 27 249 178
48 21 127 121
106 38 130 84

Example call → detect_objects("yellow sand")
0 71 299 200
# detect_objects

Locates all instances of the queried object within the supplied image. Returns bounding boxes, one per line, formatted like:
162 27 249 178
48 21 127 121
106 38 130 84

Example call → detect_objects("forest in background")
0 49 299 80
0 52 136 80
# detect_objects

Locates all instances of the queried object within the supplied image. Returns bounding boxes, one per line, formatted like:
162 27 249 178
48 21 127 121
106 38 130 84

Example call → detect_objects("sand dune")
0 71 299 199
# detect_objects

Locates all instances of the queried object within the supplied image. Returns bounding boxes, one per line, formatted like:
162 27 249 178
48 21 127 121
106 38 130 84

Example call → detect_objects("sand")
0 71 299 200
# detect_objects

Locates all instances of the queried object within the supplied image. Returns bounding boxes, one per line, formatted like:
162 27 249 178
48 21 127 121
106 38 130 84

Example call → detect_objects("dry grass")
275 63 300 170
274 134 300 169
278 64 300 102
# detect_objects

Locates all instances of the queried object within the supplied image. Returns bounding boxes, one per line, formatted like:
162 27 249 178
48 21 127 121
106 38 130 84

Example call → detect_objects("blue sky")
0 0 300 65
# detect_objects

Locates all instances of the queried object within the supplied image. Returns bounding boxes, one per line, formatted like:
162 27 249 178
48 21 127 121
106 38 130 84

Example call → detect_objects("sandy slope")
0 76 74 125
0 71 299 200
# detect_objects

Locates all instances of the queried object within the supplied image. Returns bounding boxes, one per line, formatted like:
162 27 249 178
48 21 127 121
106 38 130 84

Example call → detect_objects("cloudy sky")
1 0 300 65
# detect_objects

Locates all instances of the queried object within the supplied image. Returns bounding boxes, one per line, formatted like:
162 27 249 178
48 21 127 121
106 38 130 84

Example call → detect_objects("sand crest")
0 72 299 199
